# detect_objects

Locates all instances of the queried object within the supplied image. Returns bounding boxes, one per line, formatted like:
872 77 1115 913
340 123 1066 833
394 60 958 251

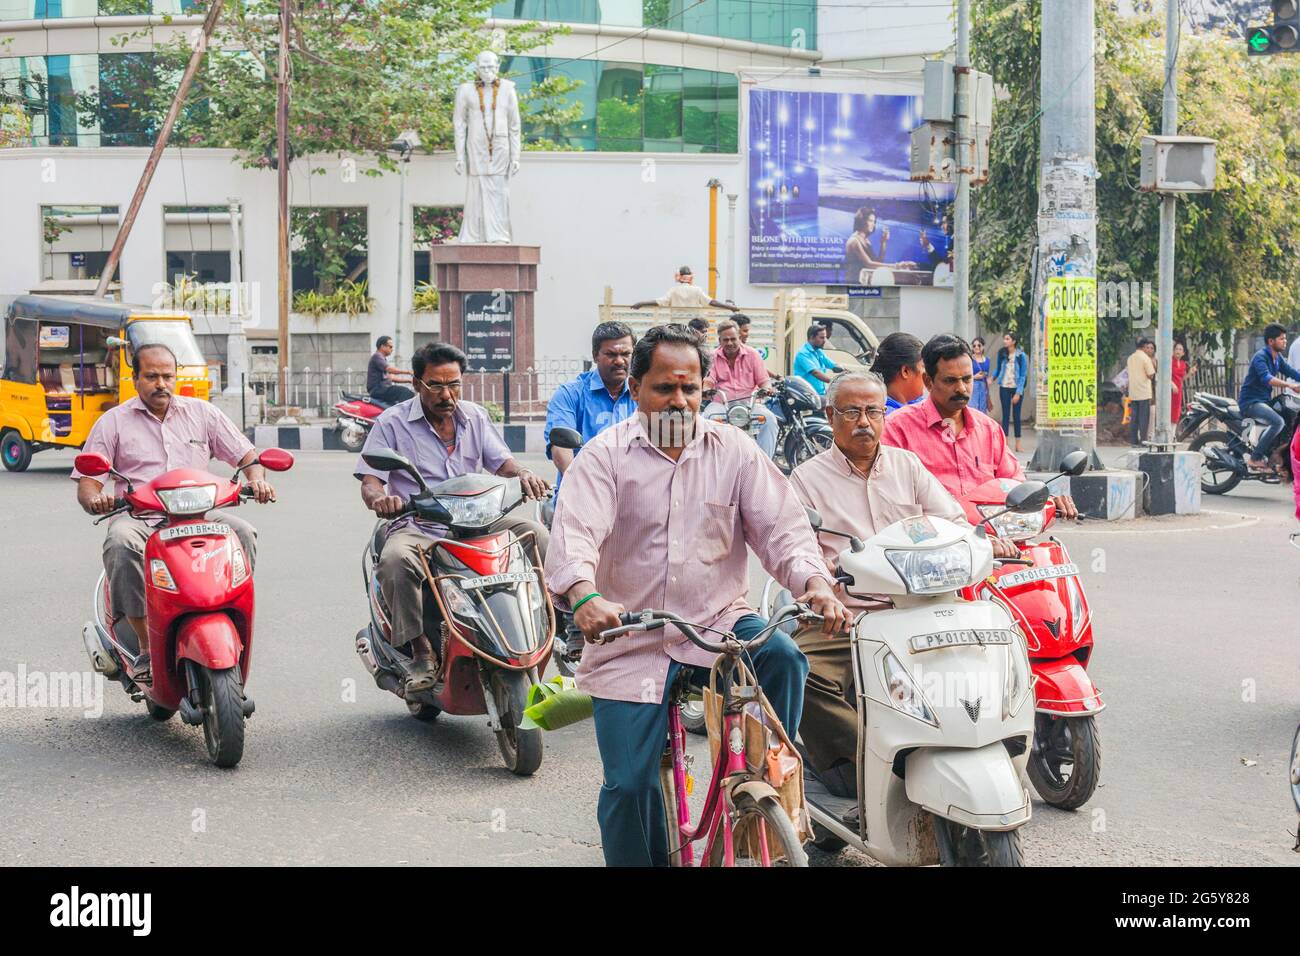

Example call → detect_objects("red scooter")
76 448 294 767
334 389 391 452
959 451 1102 810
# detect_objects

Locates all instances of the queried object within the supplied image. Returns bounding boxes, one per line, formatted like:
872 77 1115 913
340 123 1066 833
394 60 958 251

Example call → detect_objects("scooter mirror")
1006 480 1051 513
74 452 112 477
257 448 295 472
1059 450 1089 477
548 427 584 450
362 448 416 474
804 507 823 530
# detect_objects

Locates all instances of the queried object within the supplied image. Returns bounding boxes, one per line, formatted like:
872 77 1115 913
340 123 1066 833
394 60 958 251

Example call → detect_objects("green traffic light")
1250 28 1271 51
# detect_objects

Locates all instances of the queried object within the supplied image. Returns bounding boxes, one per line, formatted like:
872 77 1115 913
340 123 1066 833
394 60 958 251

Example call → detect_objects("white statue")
454 51 521 244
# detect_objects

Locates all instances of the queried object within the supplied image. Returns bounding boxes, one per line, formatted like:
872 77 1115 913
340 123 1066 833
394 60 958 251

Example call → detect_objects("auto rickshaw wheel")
1 430 32 472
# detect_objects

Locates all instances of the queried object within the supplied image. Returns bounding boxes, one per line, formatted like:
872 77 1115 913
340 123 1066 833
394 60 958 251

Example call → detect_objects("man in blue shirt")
1238 323 1300 472
544 321 637 498
793 323 839 396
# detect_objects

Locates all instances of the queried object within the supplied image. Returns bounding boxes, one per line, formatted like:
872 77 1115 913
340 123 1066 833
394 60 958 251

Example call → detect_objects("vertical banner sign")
1046 277 1097 420
463 292 514 372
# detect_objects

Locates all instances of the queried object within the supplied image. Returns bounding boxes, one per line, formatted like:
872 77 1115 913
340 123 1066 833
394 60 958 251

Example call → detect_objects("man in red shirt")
883 334 1077 517
703 319 777 456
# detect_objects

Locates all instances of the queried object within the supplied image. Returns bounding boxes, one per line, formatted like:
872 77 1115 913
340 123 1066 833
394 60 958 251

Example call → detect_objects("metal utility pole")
276 0 291 402
94 0 225 299
223 197 249 396
395 152 408 366
952 0 971 340
1029 0 1100 471
706 179 722 298
725 192 738 303
1153 0 1178 445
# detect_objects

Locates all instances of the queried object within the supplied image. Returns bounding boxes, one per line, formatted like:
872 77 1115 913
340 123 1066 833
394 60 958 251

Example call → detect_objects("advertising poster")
748 85 955 287
1045 276 1097 420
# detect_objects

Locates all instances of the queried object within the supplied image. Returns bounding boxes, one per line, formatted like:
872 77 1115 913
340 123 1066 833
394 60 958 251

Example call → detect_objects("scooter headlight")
435 486 505 529
437 579 482 622
1003 626 1031 719
880 650 938 726
157 484 217 516
885 543 973 594
727 404 752 428
976 505 1045 541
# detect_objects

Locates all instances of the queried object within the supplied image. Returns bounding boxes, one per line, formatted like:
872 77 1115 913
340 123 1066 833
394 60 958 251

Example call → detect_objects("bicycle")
596 602 818 867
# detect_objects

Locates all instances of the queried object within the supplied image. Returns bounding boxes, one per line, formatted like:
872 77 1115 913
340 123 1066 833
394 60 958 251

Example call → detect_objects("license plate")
909 629 1015 653
460 571 536 590
159 522 230 541
998 563 1079 589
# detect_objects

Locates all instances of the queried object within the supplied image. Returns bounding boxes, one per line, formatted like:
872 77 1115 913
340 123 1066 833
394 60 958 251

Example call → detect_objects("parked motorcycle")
75 448 295 768
957 451 1101 810
334 389 394 452
1180 392 1297 494
769 375 834 475
355 440 572 775
763 485 1046 865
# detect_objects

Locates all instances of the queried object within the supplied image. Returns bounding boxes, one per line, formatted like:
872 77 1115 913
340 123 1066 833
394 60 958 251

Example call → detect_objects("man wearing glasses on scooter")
545 323 852 867
788 370 1020 804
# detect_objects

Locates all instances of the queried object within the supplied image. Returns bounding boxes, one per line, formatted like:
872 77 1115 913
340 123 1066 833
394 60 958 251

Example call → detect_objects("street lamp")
390 129 421 368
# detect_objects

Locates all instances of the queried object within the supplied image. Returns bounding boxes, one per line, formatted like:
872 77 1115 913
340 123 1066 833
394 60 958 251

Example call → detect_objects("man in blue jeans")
1239 324 1300 473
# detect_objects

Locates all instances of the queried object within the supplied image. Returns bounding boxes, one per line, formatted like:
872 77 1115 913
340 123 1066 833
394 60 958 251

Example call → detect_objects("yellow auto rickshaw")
1 295 210 472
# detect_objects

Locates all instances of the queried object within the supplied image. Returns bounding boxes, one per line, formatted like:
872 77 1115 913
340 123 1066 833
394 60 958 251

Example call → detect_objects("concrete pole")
1029 0 1100 471
223 197 249 396
952 0 971 340
726 192 738 303
1153 0 1178 445
395 154 408 367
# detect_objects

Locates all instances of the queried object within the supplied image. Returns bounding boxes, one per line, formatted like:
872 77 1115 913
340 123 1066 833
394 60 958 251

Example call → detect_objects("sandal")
130 652 153 687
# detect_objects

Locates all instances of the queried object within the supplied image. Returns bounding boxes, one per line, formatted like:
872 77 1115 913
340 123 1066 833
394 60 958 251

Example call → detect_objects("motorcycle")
703 387 771 450
762 484 1046 865
355 440 573 776
1180 391 1298 494
768 375 834 475
334 389 395 452
956 451 1102 810
75 448 295 768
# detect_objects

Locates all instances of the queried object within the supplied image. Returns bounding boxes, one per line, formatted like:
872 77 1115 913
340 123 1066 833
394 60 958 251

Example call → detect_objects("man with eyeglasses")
788 370 1014 801
355 343 551 692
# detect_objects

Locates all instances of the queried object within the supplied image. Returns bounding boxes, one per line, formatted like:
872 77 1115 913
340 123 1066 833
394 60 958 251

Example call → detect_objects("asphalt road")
1 447 1297 866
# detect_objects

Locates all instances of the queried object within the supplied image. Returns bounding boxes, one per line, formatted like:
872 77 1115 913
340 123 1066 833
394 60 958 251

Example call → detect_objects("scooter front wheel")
198 666 246 769
338 423 367 452
490 670 543 776
1027 713 1101 810
933 817 1025 867
145 699 176 722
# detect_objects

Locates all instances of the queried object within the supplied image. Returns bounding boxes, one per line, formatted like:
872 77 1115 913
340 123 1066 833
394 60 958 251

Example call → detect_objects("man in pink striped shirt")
546 323 851 866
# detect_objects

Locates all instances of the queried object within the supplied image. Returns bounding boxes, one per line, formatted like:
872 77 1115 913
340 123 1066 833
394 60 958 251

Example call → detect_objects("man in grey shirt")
367 335 414 405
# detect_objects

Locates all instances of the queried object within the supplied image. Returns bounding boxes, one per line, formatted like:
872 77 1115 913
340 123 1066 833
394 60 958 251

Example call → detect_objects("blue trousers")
1245 401 1284 462
590 615 809 867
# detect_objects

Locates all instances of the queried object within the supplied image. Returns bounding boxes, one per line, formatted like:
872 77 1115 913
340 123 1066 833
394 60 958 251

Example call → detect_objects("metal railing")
250 357 587 423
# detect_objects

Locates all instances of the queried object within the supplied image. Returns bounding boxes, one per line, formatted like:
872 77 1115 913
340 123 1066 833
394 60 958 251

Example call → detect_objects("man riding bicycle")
545 323 851 867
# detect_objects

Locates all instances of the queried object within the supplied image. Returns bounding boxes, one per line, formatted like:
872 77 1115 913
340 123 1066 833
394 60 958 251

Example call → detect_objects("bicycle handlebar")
596 603 818 655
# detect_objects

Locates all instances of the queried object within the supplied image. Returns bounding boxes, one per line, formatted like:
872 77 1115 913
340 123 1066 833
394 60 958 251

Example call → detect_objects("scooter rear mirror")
804 507 823 530
548 427 584 450
1059 450 1089 477
74 452 112 477
1006 480 1051 513
362 448 415 474
256 448 295 473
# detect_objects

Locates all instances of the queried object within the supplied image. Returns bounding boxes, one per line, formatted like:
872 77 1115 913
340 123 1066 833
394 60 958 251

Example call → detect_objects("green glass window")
643 64 682 152
682 68 717 152
680 0 716 37
595 61 643 151
490 0 546 19
98 52 157 146
716 70 738 153
751 1 784 47
551 58 598 149
643 0 674 30
786 1 816 50
716 0 750 41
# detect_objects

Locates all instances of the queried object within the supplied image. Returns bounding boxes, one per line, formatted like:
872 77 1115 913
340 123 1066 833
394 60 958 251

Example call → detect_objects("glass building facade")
0 1 198 17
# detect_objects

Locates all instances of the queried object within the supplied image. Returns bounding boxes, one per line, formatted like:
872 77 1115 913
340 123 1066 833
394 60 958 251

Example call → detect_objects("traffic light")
1247 0 1300 55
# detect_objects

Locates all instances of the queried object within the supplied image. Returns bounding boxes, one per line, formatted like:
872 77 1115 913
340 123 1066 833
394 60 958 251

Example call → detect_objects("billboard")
748 84 955 287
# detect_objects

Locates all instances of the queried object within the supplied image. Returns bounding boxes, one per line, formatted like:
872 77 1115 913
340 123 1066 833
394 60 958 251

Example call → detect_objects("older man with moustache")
788 370 1018 799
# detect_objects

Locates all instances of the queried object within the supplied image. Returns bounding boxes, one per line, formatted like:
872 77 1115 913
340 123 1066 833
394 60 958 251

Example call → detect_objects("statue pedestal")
431 244 539 374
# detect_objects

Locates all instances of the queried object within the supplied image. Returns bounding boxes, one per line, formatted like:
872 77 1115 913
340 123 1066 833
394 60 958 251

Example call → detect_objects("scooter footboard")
176 612 244 671
904 744 1030 831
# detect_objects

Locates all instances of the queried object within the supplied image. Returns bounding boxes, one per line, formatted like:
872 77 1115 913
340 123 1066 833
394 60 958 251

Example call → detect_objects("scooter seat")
340 390 393 409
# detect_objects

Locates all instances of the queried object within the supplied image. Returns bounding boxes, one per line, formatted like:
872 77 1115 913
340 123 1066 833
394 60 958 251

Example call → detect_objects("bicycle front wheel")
717 787 808 867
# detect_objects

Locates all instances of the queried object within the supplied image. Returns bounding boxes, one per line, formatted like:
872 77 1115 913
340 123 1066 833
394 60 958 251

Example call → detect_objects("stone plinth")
431 244 539 373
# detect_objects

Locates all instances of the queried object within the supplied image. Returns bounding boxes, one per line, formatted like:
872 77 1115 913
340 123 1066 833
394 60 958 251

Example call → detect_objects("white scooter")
764 482 1049 866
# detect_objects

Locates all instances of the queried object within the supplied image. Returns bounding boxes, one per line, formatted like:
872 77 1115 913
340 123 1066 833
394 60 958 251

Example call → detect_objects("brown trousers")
377 507 548 649
794 626 858 777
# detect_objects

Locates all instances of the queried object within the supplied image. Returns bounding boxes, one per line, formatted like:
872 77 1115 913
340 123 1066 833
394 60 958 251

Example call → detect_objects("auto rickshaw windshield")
127 320 205 367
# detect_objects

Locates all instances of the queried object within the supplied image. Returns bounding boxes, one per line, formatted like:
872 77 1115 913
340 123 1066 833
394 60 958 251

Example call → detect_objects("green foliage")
290 207 367 294
412 281 441 312
292 280 375 316
131 0 561 168
481 399 505 423
596 95 641 150
971 0 1300 372
42 214 70 248
0 99 32 148
412 206 463 246
520 73 584 151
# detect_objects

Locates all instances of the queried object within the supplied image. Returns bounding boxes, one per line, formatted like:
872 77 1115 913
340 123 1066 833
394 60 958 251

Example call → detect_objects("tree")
130 1 561 172
971 0 1300 374
519 73 584 151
